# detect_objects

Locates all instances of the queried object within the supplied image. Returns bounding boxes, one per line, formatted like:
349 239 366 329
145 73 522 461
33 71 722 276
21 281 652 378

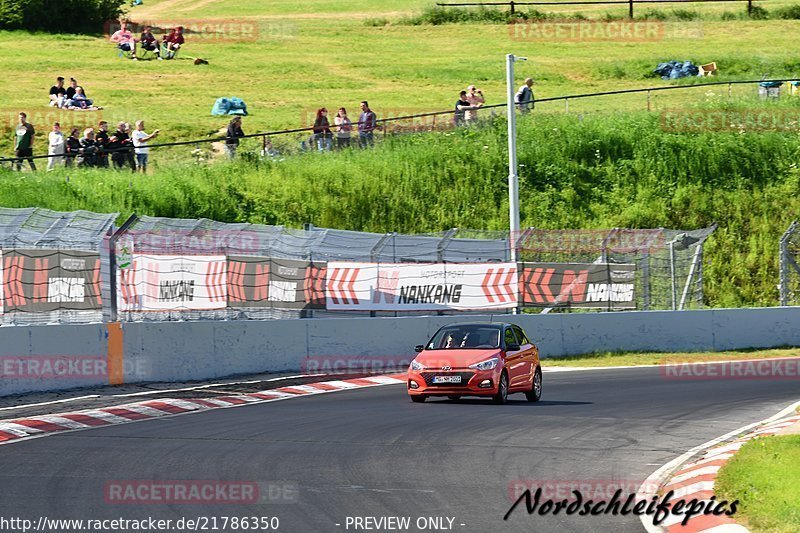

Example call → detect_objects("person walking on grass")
131 120 159 173
47 122 65 171
515 78 535 113
334 107 352 149
225 116 245 160
357 101 376 148
14 112 36 171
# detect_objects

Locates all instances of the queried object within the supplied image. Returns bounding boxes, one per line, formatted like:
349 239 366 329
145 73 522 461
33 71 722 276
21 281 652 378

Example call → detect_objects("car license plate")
433 375 461 384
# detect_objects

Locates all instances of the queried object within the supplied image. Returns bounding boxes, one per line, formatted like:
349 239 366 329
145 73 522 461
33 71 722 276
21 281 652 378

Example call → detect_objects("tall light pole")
506 53 526 262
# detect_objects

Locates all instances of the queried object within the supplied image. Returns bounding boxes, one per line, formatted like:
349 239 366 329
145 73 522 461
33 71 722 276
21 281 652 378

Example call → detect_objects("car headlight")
469 358 499 371
410 360 425 371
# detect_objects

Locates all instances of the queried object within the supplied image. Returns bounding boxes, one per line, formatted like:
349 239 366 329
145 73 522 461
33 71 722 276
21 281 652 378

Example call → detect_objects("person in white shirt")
131 120 159 172
47 122 65 171
515 78 535 113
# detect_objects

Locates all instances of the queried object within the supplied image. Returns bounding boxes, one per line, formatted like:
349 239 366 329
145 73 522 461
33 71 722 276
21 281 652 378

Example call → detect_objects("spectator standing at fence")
464 85 484 123
110 21 137 60
358 101 376 148
49 76 66 108
64 128 81 167
14 112 36 171
47 122 65 171
313 108 333 152
109 122 132 171
334 107 352 149
132 120 159 172
515 78 535 113
454 90 471 126
95 121 110 167
225 116 244 159
77 128 99 167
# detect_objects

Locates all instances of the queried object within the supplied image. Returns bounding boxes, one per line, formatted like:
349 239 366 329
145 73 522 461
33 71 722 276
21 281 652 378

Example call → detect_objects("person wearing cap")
515 78 535 113
464 85 484 123
48 76 67 108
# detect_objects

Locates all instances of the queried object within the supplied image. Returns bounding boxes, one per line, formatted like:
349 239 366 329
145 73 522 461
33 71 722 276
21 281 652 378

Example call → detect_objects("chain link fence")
0 208 715 324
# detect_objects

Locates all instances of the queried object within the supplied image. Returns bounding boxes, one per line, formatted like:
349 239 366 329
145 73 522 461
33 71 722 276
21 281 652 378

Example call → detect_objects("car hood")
415 349 501 369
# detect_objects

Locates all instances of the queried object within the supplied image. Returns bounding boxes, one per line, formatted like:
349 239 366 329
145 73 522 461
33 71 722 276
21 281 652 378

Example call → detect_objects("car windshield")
426 325 501 350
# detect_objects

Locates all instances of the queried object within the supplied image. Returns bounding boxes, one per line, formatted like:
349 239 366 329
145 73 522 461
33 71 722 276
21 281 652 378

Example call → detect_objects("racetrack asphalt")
0 366 797 533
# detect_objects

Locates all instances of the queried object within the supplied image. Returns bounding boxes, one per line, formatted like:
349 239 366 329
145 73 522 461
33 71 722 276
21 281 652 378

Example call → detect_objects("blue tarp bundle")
654 61 700 80
211 97 248 116
759 81 783 88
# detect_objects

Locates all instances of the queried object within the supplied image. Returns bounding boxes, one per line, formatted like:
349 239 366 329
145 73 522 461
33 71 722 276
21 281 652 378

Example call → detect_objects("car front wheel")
493 372 508 405
525 367 542 402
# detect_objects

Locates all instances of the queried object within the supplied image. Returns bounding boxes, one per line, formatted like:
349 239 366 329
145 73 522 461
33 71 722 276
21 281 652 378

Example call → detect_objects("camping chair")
138 43 159 60
161 41 180 60
116 42 135 60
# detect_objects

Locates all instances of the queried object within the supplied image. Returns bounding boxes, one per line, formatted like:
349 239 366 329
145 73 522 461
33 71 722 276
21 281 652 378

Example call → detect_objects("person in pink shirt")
110 21 137 61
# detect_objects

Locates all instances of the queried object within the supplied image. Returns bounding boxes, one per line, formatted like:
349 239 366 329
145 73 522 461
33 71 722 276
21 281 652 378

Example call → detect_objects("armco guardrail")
2 307 799 396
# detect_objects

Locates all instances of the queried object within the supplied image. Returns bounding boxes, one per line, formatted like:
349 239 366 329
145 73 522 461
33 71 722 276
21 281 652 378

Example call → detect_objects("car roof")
437 322 510 329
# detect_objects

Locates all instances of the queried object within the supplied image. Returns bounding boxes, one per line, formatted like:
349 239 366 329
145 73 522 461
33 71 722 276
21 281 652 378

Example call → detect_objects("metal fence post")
669 240 677 310
780 221 798 306
646 90 651 112
629 0 634 18
748 0 753 16
510 0 515 14
679 244 702 310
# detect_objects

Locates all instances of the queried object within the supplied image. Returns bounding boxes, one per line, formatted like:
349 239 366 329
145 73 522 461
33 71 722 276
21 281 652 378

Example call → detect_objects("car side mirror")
507 344 520 352
415 345 424 353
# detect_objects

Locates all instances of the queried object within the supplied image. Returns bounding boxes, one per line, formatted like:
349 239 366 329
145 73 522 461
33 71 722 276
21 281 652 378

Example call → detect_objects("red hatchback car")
407 322 542 404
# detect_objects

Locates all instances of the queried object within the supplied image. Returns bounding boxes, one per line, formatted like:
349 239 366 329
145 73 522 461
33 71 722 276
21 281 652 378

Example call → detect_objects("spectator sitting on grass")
110 21 137 61
49 76 67 108
140 26 162 60
132 120 159 172
68 87 101 110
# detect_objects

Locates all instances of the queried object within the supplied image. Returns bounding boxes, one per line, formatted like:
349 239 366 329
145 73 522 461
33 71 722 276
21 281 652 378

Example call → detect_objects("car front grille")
420 371 475 387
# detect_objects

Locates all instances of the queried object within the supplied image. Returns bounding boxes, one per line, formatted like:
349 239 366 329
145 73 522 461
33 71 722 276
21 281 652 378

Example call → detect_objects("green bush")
773 4 800 19
0 0 126 33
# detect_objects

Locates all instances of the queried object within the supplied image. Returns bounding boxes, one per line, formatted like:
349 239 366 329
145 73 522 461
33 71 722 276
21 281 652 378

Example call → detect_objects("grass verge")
715 434 800 532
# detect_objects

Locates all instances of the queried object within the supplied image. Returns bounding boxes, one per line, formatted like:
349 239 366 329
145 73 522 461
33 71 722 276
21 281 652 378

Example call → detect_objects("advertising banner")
519 263 636 309
226 256 327 310
117 254 227 312
326 262 518 311
1 249 102 313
